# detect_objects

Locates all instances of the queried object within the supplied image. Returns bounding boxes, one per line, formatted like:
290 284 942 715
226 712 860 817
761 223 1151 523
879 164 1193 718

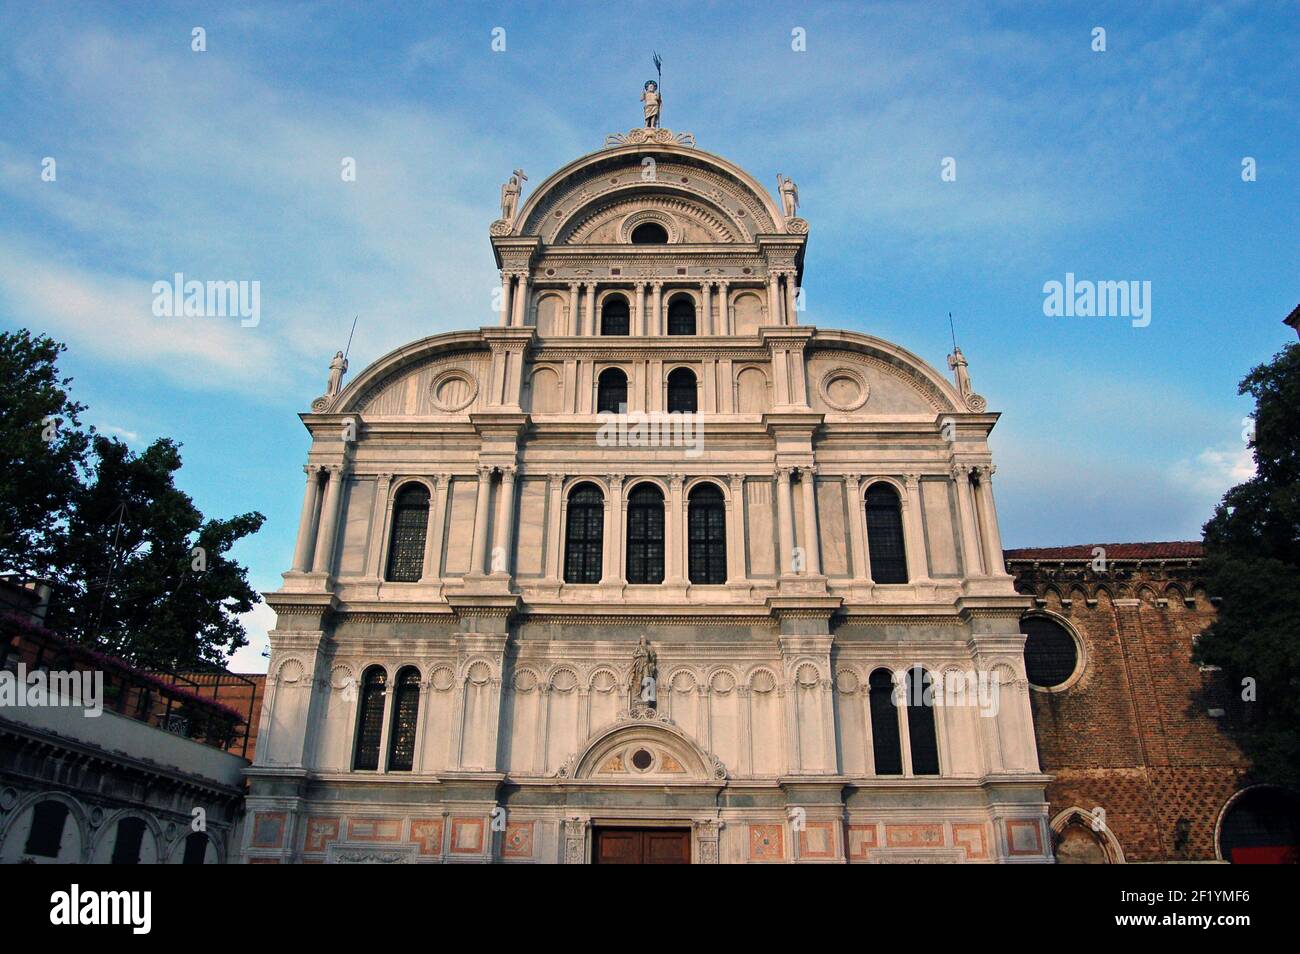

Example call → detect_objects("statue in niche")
641 80 661 128
325 350 348 397
500 169 527 222
777 174 799 218
628 635 658 710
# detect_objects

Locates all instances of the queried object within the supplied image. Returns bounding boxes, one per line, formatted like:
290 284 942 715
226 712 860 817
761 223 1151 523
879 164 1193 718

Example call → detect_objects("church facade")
244 115 1053 864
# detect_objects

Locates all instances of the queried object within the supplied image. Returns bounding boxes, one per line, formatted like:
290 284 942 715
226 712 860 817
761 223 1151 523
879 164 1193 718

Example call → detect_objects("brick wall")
1006 545 1251 861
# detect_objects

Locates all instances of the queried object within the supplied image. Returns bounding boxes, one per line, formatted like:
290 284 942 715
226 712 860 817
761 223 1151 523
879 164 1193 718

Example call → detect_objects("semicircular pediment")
557 712 727 782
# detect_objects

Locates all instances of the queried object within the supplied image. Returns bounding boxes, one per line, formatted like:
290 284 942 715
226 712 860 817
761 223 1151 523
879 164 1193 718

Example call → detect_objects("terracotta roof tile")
1003 541 1203 561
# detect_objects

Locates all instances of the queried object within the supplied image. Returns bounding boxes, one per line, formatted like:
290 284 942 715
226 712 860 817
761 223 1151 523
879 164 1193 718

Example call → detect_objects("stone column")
469 465 494 576
767 274 782 325
650 282 663 336
511 274 530 327
634 282 646 336
667 473 686 584
311 464 344 575
776 467 796 576
420 473 450 583
545 474 565 581
499 273 513 327
799 466 822 575
784 273 799 325
601 474 624 584
726 474 746 584
567 283 580 335
584 283 596 336
974 465 1007 576
902 473 931 584
952 464 984 577
843 473 870 583
701 283 713 335
717 282 730 335
491 466 517 576
292 465 322 572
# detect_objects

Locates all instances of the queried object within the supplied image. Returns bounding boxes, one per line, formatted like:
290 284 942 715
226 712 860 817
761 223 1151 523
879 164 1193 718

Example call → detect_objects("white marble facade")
244 124 1052 864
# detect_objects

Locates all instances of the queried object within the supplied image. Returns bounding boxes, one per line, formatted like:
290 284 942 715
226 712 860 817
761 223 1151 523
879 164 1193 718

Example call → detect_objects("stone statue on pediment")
777 174 799 218
948 346 987 412
326 350 348 397
500 169 527 222
642 80 661 129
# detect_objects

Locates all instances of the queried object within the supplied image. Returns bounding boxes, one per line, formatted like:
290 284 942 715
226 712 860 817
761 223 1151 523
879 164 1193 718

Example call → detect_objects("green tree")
46 435 266 669
1194 342 1300 788
0 330 90 578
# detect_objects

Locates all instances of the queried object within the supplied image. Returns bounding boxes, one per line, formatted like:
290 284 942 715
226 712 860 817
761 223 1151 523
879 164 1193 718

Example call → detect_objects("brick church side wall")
1006 548 1251 862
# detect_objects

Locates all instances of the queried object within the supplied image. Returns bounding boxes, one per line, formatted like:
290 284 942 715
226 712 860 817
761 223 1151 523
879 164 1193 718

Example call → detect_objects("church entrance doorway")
592 827 691 864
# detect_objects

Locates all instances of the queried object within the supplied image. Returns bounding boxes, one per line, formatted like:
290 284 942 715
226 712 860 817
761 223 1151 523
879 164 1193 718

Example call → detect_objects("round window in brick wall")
1021 614 1080 689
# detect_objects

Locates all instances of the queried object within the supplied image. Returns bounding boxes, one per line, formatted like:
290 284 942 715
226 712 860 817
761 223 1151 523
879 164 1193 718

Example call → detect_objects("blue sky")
1 1 1295 670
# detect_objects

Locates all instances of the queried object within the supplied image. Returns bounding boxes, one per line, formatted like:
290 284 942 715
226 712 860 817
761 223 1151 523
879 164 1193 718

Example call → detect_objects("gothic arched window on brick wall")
626 483 665 584
906 667 940 775
868 668 903 775
688 483 727 584
387 666 422 772
1021 615 1079 689
865 482 908 584
385 483 430 582
667 367 698 414
564 482 605 584
597 368 628 414
601 294 630 335
667 294 696 335
353 666 388 771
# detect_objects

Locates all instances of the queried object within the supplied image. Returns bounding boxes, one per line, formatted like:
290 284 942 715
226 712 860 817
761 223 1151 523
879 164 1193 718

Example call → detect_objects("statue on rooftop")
642 80 661 129
777 174 799 218
500 169 527 222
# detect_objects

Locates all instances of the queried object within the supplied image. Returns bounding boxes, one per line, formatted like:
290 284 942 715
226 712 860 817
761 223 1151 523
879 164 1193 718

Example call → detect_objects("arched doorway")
1217 786 1300 863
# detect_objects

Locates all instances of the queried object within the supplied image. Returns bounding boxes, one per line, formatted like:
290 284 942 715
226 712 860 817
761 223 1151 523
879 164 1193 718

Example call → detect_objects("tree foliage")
1195 342 1300 787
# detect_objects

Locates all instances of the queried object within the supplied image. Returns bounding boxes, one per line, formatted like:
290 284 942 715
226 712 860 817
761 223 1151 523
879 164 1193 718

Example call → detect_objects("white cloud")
1170 443 1256 499
227 599 275 674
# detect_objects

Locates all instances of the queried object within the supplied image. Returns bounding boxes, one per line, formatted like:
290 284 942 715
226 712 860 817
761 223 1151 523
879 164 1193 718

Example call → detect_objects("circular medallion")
820 366 870 412
429 369 478 412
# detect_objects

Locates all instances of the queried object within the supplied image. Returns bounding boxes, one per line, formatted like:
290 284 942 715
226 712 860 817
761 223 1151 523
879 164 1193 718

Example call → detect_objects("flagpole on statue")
653 51 662 120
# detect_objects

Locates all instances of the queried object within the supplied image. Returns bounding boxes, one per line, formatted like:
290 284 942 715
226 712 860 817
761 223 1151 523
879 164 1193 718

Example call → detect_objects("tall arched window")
667 367 698 413
387 666 421 772
385 483 430 582
24 801 70 858
865 482 908 583
906 667 940 775
181 832 210 865
601 294 630 335
626 484 665 584
353 666 388 770
868 668 902 775
111 817 146 865
688 484 727 584
667 295 696 335
564 483 604 584
597 368 628 414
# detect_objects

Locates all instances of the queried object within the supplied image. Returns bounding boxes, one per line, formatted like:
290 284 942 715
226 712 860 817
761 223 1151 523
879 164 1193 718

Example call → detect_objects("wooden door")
593 828 691 864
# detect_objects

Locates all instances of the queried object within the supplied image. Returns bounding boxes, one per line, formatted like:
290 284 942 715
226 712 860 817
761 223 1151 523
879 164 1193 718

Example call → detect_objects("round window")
630 748 653 771
1022 615 1080 689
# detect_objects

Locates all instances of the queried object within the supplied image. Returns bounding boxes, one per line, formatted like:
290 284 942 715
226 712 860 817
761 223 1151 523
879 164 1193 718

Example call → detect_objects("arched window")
688 484 727 584
24 801 69 858
626 484 665 584
667 295 696 335
630 222 669 244
601 294 630 335
865 483 908 583
667 367 698 414
905 667 940 775
1021 615 1080 688
387 666 421 772
597 368 628 414
385 483 430 582
353 666 388 770
1219 787 1300 864
181 831 210 865
868 668 902 775
111 817 147 865
564 483 604 583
